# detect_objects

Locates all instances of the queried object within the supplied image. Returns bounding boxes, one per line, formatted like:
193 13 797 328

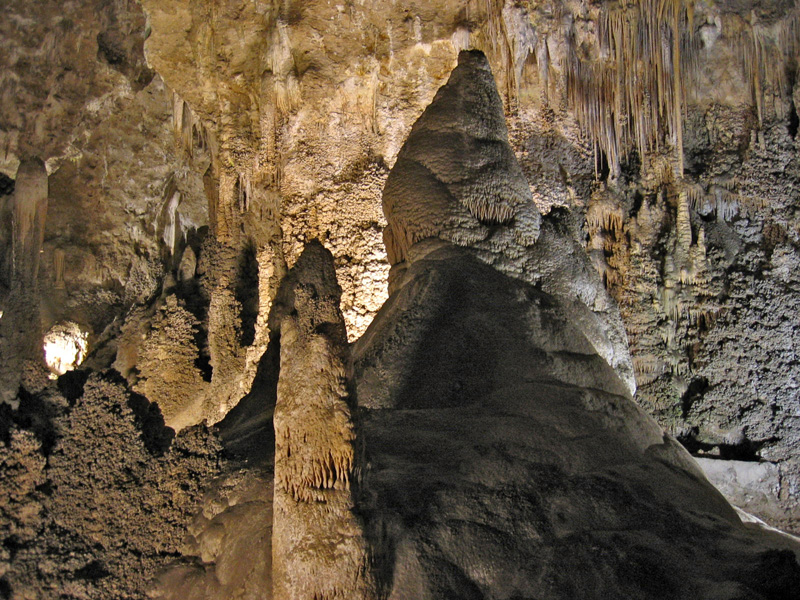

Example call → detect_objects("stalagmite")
382 49 541 266
272 240 375 600
384 49 635 393
177 245 196 282
350 37 800 597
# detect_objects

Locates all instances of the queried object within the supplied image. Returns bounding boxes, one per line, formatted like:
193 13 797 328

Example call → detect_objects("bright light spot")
43 321 89 379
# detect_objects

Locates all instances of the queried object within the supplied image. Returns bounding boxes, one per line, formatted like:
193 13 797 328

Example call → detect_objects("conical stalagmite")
352 44 800 600
383 49 635 393
382 49 542 269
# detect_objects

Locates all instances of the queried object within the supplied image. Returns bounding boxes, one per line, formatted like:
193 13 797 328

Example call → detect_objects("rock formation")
0 373 221 599
383 49 636 394
9 159 48 288
272 241 375 600
2 0 800 597
351 49 800 598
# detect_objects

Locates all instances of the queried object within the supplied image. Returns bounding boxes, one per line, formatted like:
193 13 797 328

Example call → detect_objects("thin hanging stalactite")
566 0 693 178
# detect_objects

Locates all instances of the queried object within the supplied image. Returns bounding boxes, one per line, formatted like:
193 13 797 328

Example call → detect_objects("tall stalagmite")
351 47 800 599
272 241 375 600
383 49 635 393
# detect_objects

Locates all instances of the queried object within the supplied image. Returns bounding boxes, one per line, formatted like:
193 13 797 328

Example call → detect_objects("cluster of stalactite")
566 0 696 177
565 0 800 179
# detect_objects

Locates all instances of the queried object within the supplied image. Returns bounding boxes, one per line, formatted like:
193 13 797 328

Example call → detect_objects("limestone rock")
272 240 375 600
0 373 221 599
134 294 209 431
383 50 541 264
354 242 800 599
382 49 634 393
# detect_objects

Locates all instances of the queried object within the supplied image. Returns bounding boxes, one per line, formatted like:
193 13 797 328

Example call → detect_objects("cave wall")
133 0 800 528
0 0 799 574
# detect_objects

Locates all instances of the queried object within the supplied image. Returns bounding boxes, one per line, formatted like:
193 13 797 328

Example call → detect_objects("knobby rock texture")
1 0 800 597
0 373 221 599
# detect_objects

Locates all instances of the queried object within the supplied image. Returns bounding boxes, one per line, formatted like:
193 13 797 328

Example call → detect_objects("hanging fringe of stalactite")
566 0 695 178
482 0 519 108
564 0 800 181
170 90 211 160
741 9 800 132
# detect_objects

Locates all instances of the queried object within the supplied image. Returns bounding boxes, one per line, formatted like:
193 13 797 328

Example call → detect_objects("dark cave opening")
0 173 14 196
74 560 110 581
596 148 610 182
620 149 641 183
680 376 709 418
123 379 175 456
789 99 799 139
235 242 259 348
678 430 769 462
0 576 11 599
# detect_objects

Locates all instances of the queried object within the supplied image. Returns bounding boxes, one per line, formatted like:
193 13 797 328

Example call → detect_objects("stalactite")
269 21 301 116
566 0 695 177
170 90 205 158
744 11 796 129
53 248 65 290
235 173 251 213
11 158 48 287
633 355 667 385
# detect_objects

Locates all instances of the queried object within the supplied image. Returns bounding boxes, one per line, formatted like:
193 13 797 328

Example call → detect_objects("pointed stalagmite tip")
456 48 491 70
381 46 540 267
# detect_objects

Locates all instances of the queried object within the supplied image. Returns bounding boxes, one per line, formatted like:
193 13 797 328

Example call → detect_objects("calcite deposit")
2 0 800 597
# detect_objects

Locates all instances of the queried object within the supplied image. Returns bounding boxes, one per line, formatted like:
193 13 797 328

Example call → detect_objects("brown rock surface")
0 373 221 599
272 241 375 600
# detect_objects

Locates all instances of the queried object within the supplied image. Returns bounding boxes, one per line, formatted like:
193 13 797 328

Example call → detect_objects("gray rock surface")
2 2 800 597
354 242 800 599
382 50 635 393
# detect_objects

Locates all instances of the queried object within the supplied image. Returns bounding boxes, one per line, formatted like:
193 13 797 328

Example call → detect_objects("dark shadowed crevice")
235 242 259 347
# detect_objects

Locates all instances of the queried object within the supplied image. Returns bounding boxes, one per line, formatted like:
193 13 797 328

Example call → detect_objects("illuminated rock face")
10 159 48 288
42 321 89 378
